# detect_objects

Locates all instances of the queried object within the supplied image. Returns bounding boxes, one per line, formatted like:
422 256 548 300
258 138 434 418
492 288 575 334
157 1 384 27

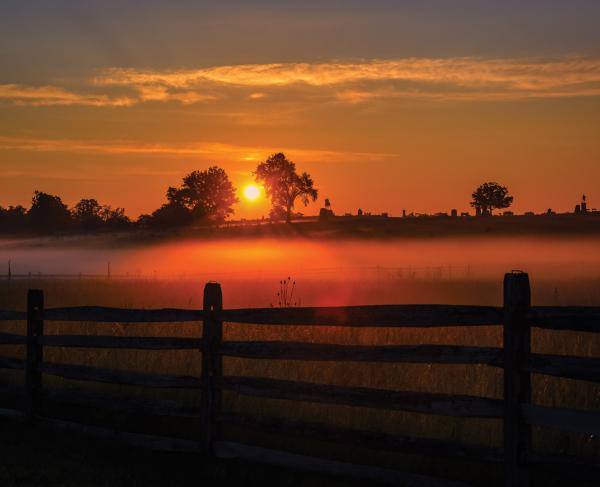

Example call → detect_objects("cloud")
128 85 216 104
0 83 215 107
94 56 600 101
3 56 600 107
0 84 134 107
248 92 266 100
0 136 395 162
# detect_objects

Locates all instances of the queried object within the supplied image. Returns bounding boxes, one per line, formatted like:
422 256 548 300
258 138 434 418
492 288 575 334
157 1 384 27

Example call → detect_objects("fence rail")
0 273 599 486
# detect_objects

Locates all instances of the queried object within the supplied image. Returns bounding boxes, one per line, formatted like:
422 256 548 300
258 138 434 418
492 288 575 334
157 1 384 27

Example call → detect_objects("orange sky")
1 2 600 218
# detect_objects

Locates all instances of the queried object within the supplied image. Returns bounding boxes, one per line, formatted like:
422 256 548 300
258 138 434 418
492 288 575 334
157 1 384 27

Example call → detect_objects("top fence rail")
0 304 599 332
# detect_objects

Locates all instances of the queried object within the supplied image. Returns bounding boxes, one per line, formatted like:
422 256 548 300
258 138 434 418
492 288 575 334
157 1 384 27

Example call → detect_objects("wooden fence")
1 272 599 486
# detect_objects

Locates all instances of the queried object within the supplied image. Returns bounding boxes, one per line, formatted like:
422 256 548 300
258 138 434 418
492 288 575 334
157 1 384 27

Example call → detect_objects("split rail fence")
1 272 599 486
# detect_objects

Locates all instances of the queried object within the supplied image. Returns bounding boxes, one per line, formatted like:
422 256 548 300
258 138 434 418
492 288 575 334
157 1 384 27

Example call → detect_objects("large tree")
470 182 513 216
255 153 318 223
167 166 238 222
28 191 72 232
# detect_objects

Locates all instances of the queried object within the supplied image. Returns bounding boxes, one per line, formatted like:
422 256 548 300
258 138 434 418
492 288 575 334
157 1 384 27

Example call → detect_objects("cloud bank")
2 56 600 107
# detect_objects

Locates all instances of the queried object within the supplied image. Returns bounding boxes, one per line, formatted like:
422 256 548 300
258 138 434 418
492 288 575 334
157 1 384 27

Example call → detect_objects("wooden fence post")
201 282 223 454
26 289 44 419
503 272 532 487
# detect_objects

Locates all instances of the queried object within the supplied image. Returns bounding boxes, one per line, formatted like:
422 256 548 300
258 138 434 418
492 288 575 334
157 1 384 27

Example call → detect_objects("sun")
243 184 261 202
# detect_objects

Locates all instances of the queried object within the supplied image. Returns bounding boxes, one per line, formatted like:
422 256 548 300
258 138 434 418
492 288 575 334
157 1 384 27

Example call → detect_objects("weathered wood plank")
0 355 25 369
201 282 223 454
41 335 203 350
0 332 26 345
36 417 202 453
44 307 204 323
220 376 503 418
7 304 600 328
26 289 44 419
214 441 471 487
0 310 26 321
40 362 203 389
528 306 600 333
2 304 504 326
220 412 503 463
222 305 503 327
522 404 600 436
528 353 600 384
42 387 201 418
221 341 503 365
503 272 532 487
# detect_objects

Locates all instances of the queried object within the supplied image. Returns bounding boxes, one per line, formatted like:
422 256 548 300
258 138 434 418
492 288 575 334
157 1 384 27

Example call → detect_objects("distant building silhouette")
319 207 334 221
575 194 589 214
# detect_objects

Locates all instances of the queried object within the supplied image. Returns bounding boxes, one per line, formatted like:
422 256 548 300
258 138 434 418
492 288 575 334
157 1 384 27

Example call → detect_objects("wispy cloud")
94 56 600 101
3 56 600 107
0 136 395 162
0 84 215 107
0 84 134 107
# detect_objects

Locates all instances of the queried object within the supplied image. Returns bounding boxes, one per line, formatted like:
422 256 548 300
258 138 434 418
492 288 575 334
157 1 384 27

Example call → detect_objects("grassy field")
1 275 599 486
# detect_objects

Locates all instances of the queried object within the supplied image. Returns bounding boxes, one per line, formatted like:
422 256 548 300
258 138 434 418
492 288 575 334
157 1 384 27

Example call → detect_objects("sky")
1 0 600 218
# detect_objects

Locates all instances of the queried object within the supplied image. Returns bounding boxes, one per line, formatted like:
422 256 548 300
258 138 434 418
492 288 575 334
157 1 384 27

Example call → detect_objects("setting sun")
243 184 261 202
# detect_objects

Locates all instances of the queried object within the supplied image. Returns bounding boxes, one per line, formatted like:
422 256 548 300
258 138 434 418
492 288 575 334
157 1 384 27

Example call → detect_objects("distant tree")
470 182 513 216
135 214 153 228
0 205 27 233
167 166 238 222
72 198 103 230
146 203 193 228
255 153 318 223
324 198 331 209
100 206 131 230
28 191 72 232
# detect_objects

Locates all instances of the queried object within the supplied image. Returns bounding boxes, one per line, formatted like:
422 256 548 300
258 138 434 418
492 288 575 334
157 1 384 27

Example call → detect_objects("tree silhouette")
100 206 131 230
28 191 72 232
167 166 238 222
72 199 131 232
0 205 27 233
145 202 193 228
471 182 513 216
255 153 318 223
72 198 103 230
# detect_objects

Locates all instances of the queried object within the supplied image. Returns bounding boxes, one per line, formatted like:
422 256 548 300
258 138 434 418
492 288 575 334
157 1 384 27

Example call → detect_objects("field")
1 268 599 486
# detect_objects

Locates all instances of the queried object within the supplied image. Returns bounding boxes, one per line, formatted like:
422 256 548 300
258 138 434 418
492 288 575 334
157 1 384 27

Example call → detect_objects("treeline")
0 153 319 235
0 192 132 234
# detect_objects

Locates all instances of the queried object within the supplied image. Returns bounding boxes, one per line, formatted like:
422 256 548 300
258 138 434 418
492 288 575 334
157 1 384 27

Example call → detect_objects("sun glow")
243 184 261 202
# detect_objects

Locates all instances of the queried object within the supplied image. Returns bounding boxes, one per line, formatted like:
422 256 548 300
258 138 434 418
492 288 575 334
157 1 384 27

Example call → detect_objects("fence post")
503 272 532 487
201 282 223 454
25 289 44 419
